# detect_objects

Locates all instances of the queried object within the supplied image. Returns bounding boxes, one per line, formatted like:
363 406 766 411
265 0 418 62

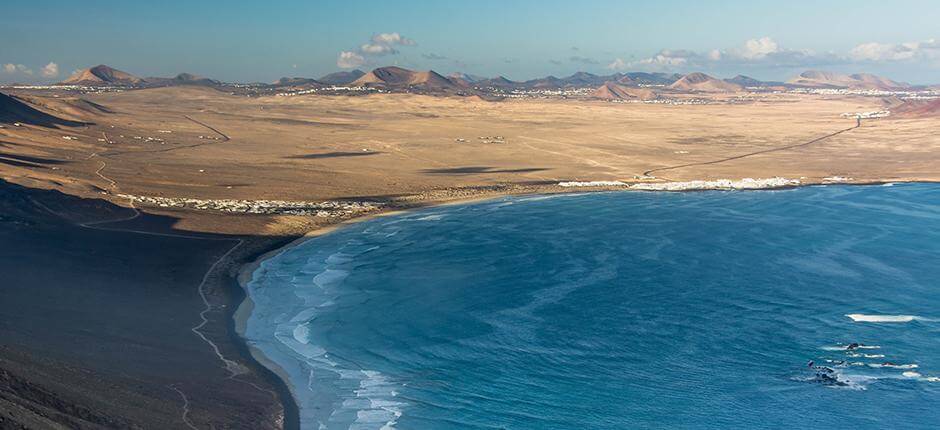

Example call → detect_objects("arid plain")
6 87 939 208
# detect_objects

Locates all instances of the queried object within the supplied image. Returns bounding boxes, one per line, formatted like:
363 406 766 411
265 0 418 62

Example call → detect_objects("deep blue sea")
243 184 940 429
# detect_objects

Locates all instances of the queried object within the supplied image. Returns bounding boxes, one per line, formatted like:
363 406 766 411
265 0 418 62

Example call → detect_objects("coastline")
231 193 515 429
225 237 302 430
228 177 930 428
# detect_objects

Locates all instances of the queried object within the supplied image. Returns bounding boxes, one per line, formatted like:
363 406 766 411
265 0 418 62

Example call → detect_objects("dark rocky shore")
0 180 298 429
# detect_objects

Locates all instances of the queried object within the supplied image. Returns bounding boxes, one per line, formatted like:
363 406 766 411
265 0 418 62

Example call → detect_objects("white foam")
558 180 627 187
846 314 920 323
244 243 409 430
822 344 881 351
344 370 405 430
290 307 322 323
629 177 799 191
326 252 354 265
867 363 918 369
903 371 923 378
313 269 349 289
293 324 310 344
416 214 445 221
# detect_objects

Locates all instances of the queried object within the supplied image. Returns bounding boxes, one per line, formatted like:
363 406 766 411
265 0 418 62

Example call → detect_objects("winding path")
642 121 861 177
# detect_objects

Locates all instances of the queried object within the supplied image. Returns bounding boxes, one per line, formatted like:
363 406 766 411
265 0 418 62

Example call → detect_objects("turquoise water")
243 184 940 429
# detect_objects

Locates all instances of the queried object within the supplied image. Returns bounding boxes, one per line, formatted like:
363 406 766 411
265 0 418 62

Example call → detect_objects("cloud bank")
607 37 938 73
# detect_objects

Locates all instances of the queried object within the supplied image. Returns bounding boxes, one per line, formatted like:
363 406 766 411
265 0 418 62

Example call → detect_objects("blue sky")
2 0 939 84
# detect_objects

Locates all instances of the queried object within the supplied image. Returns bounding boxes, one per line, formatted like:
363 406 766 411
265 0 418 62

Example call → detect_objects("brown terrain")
61 65 144 86
668 72 743 92
1 73 939 428
592 82 657 100
787 70 909 90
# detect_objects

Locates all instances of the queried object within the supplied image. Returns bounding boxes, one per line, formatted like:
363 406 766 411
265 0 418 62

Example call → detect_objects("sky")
2 0 939 84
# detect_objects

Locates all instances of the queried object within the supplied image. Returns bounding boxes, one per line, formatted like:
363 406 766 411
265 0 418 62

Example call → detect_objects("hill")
524 75 564 89
668 72 743 92
448 73 486 84
592 82 657 100
560 72 608 87
622 72 682 86
146 73 220 87
0 92 89 127
60 65 143 86
272 77 322 87
352 67 459 90
848 73 909 90
725 75 783 87
893 99 940 118
787 70 909 90
474 76 519 89
318 70 365 85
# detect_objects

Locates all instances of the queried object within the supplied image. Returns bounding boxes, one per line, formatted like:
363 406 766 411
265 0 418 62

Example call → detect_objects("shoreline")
231 192 517 429
228 178 930 428
224 236 301 430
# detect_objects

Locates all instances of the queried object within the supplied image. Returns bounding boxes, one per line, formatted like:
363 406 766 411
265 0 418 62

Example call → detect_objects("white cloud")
3 63 32 75
618 36 940 75
40 62 59 78
606 58 627 70
849 39 940 62
337 51 366 69
336 32 417 69
371 32 415 46
621 37 843 71
359 32 416 56
624 49 698 70
739 37 779 59
361 43 398 55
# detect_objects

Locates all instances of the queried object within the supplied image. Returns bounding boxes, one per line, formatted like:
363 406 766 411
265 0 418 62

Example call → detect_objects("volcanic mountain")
318 69 365 85
273 77 322 87
560 72 608 87
787 70 909 90
725 75 783 87
668 72 743 92
524 75 564 89
146 73 220 87
60 65 143 86
474 76 519 88
448 73 487 84
622 72 682 85
352 67 459 90
593 82 657 100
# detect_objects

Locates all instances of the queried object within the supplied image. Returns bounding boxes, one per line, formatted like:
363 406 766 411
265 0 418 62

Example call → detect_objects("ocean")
242 184 940 429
